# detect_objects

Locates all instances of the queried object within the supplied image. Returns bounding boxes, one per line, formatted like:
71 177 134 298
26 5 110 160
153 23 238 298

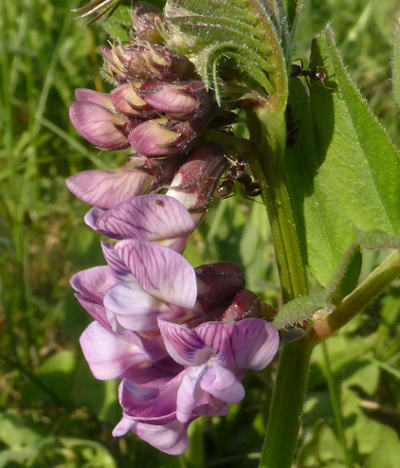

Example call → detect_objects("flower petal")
197 319 279 370
65 167 149 209
112 415 136 437
200 362 245 403
176 366 206 422
143 82 199 116
75 88 114 110
95 194 196 242
70 266 117 303
70 101 128 150
158 319 211 366
80 321 155 379
84 207 104 229
230 319 279 370
74 296 109 330
111 83 147 115
132 420 189 455
104 280 161 331
101 242 130 279
128 119 180 157
115 240 197 308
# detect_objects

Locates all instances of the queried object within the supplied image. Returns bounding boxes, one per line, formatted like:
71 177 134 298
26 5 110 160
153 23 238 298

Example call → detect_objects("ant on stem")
216 160 262 199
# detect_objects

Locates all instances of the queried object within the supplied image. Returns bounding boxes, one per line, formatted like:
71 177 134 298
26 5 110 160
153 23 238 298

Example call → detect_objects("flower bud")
195 263 245 309
128 118 183 157
222 290 261 322
167 144 228 215
69 100 130 150
130 3 166 44
110 82 150 116
100 43 195 84
140 80 210 119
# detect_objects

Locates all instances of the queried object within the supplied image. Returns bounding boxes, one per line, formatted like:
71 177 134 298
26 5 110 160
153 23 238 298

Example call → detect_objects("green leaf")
25 350 77 404
360 229 400 250
273 290 329 329
102 5 130 42
364 429 400 468
328 242 362 306
165 0 288 112
285 28 400 286
0 411 44 448
393 19 400 107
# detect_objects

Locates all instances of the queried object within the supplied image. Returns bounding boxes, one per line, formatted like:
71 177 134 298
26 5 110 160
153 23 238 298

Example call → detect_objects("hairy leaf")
283 0 303 33
285 29 400 286
164 0 288 111
360 230 400 250
328 242 362 306
273 290 329 329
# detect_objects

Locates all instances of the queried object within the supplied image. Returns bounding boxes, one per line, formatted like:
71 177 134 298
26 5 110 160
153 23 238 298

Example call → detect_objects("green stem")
259 338 314 468
312 251 400 339
321 342 353 468
252 107 311 468
252 107 308 301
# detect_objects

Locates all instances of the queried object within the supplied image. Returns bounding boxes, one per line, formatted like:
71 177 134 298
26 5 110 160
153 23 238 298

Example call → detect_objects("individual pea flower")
81 144 228 250
158 316 279 424
101 239 198 331
84 194 197 253
69 88 139 151
113 370 228 455
66 154 183 211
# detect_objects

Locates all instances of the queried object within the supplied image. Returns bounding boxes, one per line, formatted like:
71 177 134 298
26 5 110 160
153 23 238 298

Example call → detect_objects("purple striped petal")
197 319 279 370
101 242 130 279
80 321 155 379
158 319 211 366
195 322 235 365
115 240 197 308
75 88 114 110
104 280 161 331
128 119 180 157
95 195 196 241
70 101 129 150
65 167 149 209
230 319 279 370
200 362 245 403
70 266 117 303
75 296 110 330
118 378 179 422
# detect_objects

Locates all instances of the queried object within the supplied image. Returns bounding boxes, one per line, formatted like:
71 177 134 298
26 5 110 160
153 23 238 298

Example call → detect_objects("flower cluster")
67 4 279 455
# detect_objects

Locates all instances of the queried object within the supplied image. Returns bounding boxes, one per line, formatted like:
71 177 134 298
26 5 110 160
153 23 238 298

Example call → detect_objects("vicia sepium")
68 4 280 456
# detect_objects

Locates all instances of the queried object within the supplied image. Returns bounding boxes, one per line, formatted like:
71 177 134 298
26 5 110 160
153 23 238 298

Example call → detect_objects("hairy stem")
312 251 400 340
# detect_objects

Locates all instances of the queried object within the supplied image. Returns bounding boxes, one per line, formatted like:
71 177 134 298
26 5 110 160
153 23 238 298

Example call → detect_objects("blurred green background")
0 0 399 466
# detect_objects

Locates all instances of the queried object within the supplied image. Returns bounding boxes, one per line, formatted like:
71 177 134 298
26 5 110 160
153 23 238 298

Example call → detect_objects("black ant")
216 160 262 198
290 58 328 86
